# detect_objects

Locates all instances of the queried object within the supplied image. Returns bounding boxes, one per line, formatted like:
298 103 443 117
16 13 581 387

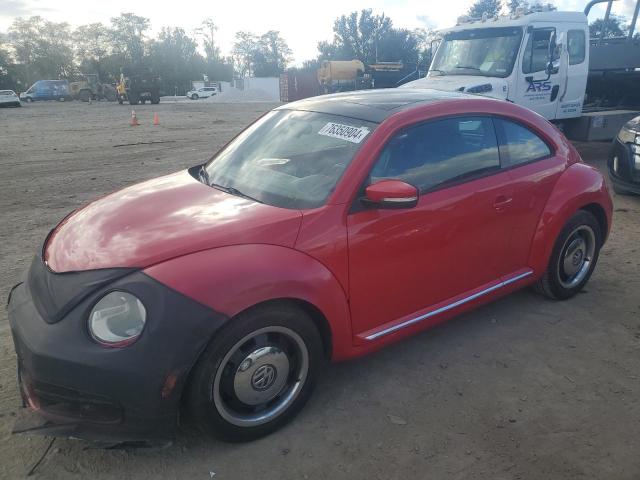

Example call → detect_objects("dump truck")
119 66 161 105
317 60 369 93
69 74 117 102
404 0 640 140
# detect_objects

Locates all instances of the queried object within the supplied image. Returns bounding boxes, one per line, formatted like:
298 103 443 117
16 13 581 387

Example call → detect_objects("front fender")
143 244 353 361
528 162 613 276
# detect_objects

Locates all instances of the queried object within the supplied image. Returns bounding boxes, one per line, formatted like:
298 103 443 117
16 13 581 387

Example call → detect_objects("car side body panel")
143 244 354 361
527 162 612 277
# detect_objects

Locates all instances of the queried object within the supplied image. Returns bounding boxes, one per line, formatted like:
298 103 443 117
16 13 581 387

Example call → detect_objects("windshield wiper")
454 65 481 71
210 182 264 204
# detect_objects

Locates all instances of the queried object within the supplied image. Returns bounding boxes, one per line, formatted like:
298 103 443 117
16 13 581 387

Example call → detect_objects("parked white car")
186 86 218 100
0 90 21 107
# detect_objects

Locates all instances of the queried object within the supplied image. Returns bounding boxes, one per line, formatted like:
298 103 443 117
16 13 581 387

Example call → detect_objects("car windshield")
203 110 376 209
431 27 523 78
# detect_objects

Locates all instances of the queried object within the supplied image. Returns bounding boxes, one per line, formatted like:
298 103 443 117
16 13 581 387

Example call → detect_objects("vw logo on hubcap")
251 364 277 391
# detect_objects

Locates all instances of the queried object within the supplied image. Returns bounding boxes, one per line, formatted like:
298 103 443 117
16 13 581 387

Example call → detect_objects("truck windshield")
431 27 523 78
203 110 376 209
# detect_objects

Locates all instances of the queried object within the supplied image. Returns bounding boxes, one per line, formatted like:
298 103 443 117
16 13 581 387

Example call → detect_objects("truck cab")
404 9 590 121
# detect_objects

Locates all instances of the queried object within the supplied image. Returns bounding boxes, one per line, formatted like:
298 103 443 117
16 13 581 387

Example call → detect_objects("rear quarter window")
495 118 552 166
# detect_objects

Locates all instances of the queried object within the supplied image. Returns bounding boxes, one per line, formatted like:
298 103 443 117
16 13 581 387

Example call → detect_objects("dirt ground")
0 100 639 480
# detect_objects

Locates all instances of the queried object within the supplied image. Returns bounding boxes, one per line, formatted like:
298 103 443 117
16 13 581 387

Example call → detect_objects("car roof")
278 88 483 123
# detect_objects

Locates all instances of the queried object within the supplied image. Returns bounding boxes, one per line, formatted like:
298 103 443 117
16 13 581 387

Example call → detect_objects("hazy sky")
0 0 635 64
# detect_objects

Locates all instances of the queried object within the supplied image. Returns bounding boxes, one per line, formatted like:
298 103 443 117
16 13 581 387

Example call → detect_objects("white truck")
404 0 640 140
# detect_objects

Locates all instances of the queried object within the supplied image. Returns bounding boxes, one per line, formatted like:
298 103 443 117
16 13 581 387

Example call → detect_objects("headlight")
618 126 638 144
89 291 146 347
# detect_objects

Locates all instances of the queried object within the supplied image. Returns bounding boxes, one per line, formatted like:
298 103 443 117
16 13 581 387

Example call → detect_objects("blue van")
20 80 71 102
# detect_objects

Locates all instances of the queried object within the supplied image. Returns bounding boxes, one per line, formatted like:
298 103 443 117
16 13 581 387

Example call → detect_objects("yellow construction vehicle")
69 74 117 102
317 60 368 93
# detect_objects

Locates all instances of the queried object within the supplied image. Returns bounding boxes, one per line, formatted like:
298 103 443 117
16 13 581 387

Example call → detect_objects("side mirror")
362 179 419 209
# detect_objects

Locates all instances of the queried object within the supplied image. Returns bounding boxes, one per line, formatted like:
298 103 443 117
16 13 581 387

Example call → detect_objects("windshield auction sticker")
318 123 370 144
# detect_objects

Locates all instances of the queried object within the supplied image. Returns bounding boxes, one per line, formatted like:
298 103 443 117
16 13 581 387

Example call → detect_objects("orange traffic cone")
153 112 160 126
130 110 139 126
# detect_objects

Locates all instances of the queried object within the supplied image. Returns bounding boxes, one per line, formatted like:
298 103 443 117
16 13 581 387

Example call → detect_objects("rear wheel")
536 210 602 300
186 303 323 442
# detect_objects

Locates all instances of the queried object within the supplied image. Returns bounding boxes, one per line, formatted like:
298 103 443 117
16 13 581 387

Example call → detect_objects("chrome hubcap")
234 346 289 405
558 225 596 289
213 326 309 427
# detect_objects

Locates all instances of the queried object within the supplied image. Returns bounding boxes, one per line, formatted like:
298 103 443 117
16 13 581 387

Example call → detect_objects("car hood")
44 169 303 272
402 75 509 100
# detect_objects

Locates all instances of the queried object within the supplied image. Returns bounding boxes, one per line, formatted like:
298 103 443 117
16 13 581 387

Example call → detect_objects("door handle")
493 195 513 211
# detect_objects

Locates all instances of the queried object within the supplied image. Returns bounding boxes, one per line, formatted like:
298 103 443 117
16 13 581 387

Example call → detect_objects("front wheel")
186 303 323 442
191 93 199 100
536 210 602 300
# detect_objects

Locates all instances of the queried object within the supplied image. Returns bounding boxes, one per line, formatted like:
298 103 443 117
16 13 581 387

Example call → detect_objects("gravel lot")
1 100 639 479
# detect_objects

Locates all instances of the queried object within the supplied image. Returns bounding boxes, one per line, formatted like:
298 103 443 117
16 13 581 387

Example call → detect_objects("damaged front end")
8 255 228 446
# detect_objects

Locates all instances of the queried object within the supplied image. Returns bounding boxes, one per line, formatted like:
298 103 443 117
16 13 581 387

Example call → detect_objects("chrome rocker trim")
365 270 533 341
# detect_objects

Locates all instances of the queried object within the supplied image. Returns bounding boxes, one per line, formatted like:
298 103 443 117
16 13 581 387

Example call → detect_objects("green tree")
319 9 392 63
252 31 292 76
467 0 502 18
318 9 420 65
232 31 258 76
8 16 74 83
506 0 527 13
589 14 627 39
110 13 150 62
149 27 200 93
196 19 221 62
74 23 113 80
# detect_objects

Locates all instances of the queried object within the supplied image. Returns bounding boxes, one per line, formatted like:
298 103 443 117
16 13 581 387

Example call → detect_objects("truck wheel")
128 93 139 105
535 210 602 300
79 90 90 102
186 303 323 442
151 94 160 105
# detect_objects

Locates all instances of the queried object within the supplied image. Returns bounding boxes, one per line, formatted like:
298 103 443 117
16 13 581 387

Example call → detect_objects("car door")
514 25 562 119
555 28 588 119
347 116 515 339
493 117 565 272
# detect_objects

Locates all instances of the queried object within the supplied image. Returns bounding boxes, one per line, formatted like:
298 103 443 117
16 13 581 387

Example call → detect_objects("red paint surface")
43 96 613 361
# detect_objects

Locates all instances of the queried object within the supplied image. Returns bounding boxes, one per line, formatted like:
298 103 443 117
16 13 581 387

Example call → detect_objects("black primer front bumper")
8 257 227 443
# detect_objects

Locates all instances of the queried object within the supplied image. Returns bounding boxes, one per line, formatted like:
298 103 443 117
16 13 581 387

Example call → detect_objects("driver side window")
522 28 556 74
370 116 501 192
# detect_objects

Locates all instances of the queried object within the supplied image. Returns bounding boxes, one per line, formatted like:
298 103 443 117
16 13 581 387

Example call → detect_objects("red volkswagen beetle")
9 89 612 444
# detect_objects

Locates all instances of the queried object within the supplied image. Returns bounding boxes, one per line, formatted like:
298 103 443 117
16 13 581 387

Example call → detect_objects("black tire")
186 303 323 442
128 92 139 105
118 97 124 105
25 97 33 103
150 94 160 105
536 210 602 300
191 93 199 100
